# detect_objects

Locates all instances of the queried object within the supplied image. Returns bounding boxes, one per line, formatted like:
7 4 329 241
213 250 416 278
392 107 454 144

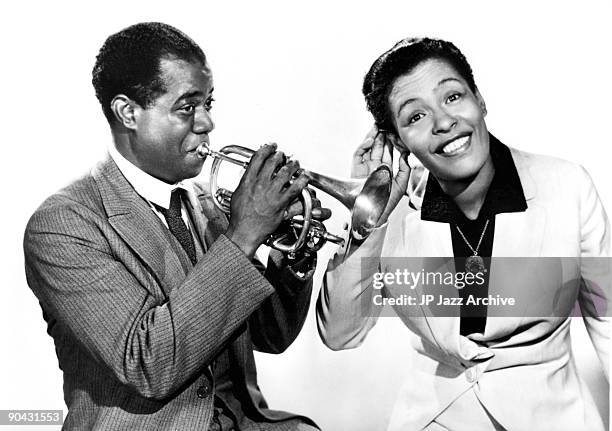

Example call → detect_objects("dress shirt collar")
108 144 192 210
420 133 527 223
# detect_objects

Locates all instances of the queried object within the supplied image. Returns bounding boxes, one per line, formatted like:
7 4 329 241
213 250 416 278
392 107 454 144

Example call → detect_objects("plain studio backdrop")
1 1 610 430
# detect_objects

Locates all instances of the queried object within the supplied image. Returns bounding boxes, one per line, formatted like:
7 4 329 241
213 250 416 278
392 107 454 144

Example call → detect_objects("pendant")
465 255 485 274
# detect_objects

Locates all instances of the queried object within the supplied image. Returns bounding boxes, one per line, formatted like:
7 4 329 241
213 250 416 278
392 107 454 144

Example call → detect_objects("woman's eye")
408 113 425 125
180 104 195 114
446 93 461 103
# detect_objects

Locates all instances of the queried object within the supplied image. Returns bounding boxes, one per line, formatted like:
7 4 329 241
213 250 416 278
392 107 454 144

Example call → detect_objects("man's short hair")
92 22 206 123
362 37 476 133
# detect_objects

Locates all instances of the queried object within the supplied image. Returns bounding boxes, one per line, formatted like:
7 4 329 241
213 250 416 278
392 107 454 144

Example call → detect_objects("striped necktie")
157 189 197 265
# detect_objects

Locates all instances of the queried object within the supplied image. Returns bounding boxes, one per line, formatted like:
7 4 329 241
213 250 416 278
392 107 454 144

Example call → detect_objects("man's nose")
193 107 214 134
432 108 457 135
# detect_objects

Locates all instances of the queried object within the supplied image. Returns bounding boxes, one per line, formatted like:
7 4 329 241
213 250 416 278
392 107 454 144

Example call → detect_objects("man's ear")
475 87 487 117
110 95 139 129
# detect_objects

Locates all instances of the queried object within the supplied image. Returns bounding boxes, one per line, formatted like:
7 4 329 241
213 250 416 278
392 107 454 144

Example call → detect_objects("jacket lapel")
484 149 545 338
492 148 543 257
92 157 188 297
395 214 461 352
421 221 462 353
411 148 545 352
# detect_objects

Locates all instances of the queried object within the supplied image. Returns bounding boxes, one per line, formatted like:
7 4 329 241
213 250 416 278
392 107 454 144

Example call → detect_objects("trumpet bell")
351 165 392 240
304 165 391 241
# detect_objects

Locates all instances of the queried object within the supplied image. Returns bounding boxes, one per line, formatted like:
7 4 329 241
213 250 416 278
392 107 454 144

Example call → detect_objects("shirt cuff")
268 249 317 281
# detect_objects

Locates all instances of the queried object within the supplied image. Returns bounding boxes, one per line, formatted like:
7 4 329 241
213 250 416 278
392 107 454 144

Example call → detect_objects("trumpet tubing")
195 143 391 253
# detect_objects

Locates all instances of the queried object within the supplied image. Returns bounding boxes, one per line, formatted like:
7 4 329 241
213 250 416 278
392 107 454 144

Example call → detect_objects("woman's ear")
475 87 487 117
382 130 407 154
110 95 139 129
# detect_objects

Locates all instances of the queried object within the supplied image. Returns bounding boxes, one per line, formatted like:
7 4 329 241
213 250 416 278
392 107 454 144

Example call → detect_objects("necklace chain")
455 219 490 256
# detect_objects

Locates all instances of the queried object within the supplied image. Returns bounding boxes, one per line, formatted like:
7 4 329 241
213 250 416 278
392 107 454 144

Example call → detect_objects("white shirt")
108 145 194 231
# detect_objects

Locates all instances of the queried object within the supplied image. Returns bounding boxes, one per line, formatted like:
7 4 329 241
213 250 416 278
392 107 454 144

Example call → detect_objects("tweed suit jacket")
318 146 610 430
24 156 316 430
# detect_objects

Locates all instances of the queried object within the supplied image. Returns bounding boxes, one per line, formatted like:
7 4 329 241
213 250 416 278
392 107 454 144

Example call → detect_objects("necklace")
455 219 490 274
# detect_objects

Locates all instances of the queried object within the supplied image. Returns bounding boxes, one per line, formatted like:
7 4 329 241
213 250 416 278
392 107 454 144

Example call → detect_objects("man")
24 22 322 430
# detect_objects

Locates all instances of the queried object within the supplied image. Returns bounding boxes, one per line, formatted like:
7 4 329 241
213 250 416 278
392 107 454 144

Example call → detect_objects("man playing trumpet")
23 22 324 430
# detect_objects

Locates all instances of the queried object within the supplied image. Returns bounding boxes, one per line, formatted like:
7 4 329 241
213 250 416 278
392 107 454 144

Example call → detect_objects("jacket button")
196 383 211 398
466 368 477 383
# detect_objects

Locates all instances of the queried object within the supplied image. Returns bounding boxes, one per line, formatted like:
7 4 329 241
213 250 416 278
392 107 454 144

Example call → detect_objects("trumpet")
196 144 391 256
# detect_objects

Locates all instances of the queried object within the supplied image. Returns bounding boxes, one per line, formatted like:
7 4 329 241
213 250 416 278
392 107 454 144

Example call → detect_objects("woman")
317 37 609 431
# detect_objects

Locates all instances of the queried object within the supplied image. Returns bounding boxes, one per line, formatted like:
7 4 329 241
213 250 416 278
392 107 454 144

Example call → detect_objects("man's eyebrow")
174 88 214 104
175 90 203 103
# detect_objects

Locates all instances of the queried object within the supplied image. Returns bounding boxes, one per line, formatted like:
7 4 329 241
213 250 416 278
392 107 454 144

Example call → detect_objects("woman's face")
388 58 489 184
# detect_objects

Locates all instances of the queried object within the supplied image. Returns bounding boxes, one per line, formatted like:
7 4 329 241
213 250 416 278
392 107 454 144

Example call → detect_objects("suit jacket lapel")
492 148 544 257
410 148 545 352
397 214 461 352
92 157 188 297
421 221 462 353
484 150 545 338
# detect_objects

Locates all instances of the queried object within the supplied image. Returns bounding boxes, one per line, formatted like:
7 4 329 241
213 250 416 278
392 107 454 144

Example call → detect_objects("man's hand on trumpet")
284 189 332 222
224 143 330 259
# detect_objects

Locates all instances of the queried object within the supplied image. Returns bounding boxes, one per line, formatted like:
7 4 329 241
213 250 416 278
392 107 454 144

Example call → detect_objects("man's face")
131 57 214 183
388 58 489 184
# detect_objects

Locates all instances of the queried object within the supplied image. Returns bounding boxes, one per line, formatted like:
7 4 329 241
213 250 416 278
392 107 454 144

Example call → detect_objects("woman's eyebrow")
397 98 418 116
436 77 462 87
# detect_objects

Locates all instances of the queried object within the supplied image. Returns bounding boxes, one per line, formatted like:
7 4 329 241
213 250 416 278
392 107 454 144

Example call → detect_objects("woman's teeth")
442 136 469 154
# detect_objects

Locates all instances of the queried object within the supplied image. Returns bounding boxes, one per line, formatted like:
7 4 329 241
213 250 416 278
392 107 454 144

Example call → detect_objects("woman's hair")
363 37 476 133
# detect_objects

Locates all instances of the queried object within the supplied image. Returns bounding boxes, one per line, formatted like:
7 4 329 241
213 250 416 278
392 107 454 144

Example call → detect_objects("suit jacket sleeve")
316 223 390 351
316 197 416 351
575 165 611 380
193 179 316 355
248 250 315 354
24 194 282 401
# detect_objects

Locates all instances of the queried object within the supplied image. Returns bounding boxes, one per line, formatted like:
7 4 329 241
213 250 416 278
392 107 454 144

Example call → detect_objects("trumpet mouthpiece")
196 144 211 159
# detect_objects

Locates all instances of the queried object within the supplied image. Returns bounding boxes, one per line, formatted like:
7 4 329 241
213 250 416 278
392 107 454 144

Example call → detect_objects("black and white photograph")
1 1 610 430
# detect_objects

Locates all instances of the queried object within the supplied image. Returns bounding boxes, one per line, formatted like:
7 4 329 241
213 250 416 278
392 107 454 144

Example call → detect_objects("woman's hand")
351 126 392 179
352 126 411 225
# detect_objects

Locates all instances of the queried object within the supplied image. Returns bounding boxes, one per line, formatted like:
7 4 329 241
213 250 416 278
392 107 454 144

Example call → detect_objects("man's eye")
408 113 425 125
446 93 461 103
205 97 215 111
